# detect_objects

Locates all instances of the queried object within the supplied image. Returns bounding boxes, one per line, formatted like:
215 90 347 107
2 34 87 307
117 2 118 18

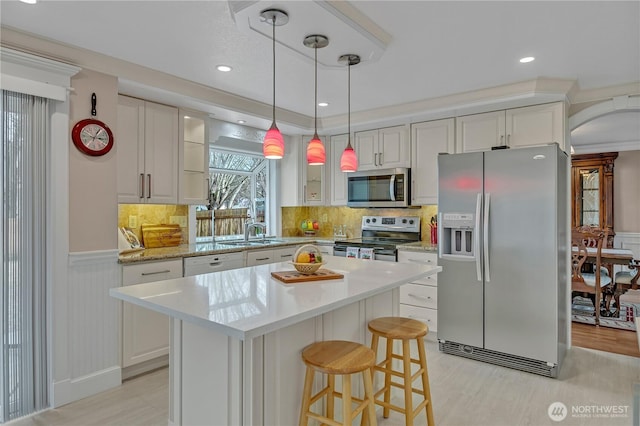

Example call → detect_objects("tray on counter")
271 269 344 284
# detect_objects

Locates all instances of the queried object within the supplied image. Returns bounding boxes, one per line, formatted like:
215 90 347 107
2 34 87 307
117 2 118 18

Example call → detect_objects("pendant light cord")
271 14 276 123
347 59 352 148
314 41 318 135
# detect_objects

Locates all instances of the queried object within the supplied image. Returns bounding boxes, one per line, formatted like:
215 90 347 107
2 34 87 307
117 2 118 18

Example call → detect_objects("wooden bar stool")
299 340 378 426
368 317 434 426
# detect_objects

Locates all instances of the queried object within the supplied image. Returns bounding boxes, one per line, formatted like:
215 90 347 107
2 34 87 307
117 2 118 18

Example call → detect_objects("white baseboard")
52 366 121 408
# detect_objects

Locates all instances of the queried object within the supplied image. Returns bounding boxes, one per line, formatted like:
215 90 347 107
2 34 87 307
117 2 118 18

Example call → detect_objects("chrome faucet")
244 222 266 242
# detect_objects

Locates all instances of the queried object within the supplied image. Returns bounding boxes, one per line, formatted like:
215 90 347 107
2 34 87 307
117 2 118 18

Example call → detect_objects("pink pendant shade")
307 133 326 165
263 123 285 159
340 142 358 172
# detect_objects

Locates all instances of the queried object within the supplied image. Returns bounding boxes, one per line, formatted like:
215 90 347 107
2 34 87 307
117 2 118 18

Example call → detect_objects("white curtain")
0 90 49 422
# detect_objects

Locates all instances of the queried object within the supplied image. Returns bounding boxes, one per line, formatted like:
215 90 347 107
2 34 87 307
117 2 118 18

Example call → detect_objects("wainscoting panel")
54 250 121 407
614 232 640 273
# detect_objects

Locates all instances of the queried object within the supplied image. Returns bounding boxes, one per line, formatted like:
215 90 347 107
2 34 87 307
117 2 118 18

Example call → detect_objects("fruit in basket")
297 252 311 263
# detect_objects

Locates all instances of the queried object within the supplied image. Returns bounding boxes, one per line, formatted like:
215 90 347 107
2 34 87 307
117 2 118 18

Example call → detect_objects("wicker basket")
292 244 325 275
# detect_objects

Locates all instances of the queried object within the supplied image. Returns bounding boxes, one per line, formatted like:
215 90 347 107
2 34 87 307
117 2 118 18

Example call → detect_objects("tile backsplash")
282 205 438 241
118 204 189 244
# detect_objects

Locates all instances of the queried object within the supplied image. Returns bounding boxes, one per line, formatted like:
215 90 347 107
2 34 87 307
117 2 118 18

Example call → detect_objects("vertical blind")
0 90 49 422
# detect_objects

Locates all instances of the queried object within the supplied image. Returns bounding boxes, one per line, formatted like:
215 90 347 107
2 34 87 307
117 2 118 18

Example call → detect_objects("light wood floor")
11 340 640 426
572 322 640 357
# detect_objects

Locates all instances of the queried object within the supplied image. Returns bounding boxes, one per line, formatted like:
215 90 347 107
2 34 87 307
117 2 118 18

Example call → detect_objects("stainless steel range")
333 216 421 262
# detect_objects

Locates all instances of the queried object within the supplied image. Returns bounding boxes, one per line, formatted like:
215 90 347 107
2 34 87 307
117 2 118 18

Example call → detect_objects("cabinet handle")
407 258 433 264
374 153 378 166
379 152 383 166
303 185 306 204
147 174 151 199
141 270 171 276
280 254 292 258
139 174 145 199
500 135 504 146
208 262 221 267
408 293 433 301
412 180 415 201
507 134 511 146
255 257 270 261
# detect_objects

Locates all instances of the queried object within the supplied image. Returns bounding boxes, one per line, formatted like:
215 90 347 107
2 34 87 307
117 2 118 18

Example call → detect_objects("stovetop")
334 215 422 249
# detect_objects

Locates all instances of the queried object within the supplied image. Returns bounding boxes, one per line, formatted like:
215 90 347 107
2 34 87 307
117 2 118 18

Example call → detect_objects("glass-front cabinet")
571 152 617 247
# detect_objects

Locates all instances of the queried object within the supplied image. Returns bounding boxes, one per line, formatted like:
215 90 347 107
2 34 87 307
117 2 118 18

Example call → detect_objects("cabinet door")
246 249 274 266
179 110 209 205
506 102 565 151
330 134 349 205
354 129 378 171
122 259 182 368
411 119 455 205
116 96 145 203
144 102 179 204
456 110 505 153
273 245 299 263
302 135 326 206
378 125 409 168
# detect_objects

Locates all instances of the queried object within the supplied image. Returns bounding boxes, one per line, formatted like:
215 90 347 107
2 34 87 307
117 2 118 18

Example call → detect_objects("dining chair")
571 226 613 325
611 259 640 316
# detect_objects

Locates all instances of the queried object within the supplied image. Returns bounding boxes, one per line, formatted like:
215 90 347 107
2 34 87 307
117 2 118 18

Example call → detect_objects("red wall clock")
71 92 114 156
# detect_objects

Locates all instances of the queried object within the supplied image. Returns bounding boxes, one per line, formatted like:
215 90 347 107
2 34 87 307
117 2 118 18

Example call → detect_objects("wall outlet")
170 215 188 227
321 213 328 223
128 215 138 229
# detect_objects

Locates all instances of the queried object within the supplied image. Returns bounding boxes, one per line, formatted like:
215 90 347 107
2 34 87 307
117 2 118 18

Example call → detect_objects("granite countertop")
119 237 334 264
110 255 442 340
396 241 438 253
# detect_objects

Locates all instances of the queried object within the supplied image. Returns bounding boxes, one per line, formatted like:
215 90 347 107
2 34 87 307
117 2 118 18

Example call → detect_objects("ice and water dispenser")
440 213 476 258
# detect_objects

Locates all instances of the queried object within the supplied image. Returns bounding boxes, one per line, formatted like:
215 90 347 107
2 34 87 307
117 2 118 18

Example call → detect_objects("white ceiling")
1 0 639 152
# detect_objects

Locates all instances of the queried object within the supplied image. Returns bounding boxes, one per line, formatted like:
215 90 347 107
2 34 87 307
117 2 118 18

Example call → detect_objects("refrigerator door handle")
484 192 491 282
475 193 482 282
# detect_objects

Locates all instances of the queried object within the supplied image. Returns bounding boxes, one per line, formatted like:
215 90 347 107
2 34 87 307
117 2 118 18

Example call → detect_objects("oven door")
347 168 410 208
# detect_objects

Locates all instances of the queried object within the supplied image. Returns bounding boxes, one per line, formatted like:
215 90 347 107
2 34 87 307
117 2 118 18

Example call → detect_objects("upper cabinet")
117 96 179 204
354 125 410 171
410 118 455 205
179 110 209 205
456 102 565 153
330 134 349 206
302 135 328 206
571 152 618 248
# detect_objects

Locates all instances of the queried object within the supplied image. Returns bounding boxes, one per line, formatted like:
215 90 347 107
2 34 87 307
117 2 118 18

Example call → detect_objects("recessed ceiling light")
318 102 329 107
519 57 535 63
216 65 232 72
237 120 246 124
19 0 37 3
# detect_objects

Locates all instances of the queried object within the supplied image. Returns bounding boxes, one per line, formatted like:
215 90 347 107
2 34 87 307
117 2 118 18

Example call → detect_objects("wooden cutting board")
271 269 344 284
141 224 182 248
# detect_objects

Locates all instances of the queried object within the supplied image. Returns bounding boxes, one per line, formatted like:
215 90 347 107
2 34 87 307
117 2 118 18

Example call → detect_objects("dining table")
584 247 638 316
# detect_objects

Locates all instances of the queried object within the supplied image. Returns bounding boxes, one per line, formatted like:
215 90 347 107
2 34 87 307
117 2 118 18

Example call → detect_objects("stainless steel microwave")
347 168 411 208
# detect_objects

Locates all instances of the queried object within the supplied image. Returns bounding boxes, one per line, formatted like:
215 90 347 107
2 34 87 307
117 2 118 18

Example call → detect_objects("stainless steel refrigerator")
437 143 567 378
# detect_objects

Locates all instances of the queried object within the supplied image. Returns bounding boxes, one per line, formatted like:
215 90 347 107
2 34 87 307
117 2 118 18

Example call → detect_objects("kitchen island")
110 255 440 426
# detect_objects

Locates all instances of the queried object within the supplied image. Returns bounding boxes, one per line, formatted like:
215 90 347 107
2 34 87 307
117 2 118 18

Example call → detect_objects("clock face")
72 118 114 156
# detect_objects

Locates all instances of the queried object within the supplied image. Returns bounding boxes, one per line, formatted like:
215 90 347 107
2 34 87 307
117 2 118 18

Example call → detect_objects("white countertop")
110 255 441 340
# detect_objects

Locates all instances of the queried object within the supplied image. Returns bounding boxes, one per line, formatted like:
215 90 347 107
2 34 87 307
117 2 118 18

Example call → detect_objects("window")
196 148 269 241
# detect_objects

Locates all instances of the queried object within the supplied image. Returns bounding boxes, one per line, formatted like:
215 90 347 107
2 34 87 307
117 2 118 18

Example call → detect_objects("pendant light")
261 9 288 159
303 35 329 165
339 54 360 172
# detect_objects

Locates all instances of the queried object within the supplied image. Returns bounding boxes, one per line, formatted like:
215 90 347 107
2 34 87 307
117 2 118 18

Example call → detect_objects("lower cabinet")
183 252 243 276
398 251 438 339
246 245 302 266
121 259 182 374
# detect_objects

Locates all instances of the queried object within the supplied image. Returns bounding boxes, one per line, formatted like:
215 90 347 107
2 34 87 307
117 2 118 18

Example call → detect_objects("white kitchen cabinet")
246 245 302 266
330 133 349 206
121 259 182 371
302 135 328 206
398 251 438 339
355 125 409 171
410 118 455 205
183 252 243 276
117 96 179 204
245 249 275 266
179 109 209 205
456 102 565 153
